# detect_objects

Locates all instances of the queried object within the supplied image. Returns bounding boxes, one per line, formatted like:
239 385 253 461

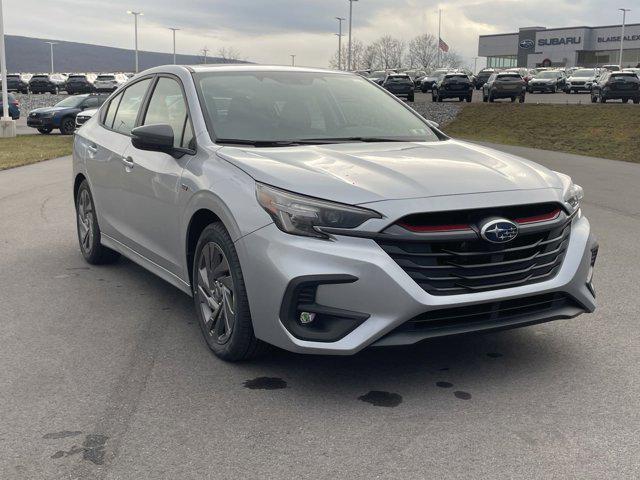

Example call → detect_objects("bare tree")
360 44 379 71
329 39 367 70
407 33 438 70
372 36 405 69
441 50 464 69
218 46 243 63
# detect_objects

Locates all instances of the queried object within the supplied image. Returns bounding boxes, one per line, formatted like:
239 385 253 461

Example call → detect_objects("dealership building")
478 23 640 68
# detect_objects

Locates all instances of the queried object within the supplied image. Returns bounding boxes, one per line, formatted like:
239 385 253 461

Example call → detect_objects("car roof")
188 64 346 75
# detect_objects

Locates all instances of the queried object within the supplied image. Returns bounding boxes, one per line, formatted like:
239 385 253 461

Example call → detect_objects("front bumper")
27 116 57 128
529 83 556 92
237 207 597 355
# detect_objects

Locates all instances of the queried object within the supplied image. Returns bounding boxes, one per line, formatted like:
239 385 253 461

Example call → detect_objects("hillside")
5 35 243 72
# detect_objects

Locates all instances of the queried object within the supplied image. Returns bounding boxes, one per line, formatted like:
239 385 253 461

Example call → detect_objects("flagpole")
437 9 441 68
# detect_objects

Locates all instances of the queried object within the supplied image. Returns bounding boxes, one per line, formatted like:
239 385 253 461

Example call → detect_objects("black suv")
382 74 415 102
65 73 97 94
4 73 29 93
590 71 640 103
432 73 473 102
528 70 566 93
474 69 496 90
28 74 67 94
27 93 108 134
482 72 526 102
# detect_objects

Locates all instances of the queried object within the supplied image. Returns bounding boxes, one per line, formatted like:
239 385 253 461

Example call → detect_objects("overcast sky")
6 0 634 69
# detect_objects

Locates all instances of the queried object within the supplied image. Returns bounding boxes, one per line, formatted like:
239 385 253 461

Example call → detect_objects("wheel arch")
73 173 87 204
185 208 224 288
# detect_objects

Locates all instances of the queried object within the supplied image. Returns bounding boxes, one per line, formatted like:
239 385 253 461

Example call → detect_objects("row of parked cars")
2 72 133 94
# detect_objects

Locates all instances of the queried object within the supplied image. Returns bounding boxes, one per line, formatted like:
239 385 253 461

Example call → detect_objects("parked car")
28 73 67 94
368 70 388 85
382 74 415 102
432 73 473 102
622 68 640 78
0 93 20 119
482 72 526 103
75 107 98 128
590 71 640 103
27 93 108 134
93 73 128 92
420 70 448 92
528 70 566 93
473 68 496 90
602 64 620 72
3 73 29 93
565 68 600 93
66 73 97 94
72 65 597 361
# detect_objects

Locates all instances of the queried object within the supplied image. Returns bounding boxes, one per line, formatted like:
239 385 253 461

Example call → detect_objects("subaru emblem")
480 218 519 243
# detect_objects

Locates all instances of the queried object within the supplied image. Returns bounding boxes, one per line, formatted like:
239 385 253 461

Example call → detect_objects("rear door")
117 75 196 276
83 77 153 243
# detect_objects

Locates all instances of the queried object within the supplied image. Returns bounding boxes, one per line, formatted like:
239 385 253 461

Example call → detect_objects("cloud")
6 0 635 70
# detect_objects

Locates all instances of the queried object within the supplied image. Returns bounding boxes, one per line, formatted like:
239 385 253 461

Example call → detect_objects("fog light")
299 312 316 325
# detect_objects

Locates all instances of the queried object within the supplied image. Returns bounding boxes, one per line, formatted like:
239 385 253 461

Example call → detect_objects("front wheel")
466 94 472 102
76 180 120 265
60 117 75 135
37 127 53 134
633 98 640 104
193 223 267 361
407 92 414 102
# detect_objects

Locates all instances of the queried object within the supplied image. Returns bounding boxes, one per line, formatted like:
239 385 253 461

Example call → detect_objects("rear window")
97 75 115 81
387 76 411 83
497 74 521 80
69 75 87 79
7 74 19 78
32 75 48 79
444 74 468 80
611 73 637 79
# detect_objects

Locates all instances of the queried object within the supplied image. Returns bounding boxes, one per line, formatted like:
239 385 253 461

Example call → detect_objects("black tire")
458 97 464 102
60 117 75 135
408 92 414 102
591 93 597 103
510 97 516 102
193 223 268 362
76 180 120 265
624 98 630 103
551 85 557 93
599 93 606 103
489 91 495 102
37 127 53 134
466 94 472 102
633 98 640 104
518 94 525 103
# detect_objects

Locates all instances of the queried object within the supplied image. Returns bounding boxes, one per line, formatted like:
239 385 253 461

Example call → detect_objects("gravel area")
14 93 69 112
410 97 463 126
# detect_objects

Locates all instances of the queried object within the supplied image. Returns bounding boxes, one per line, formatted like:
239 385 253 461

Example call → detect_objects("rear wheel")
466 94 472 102
633 98 640 104
76 180 120 265
599 93 606 103
518 94 525 103
193 223 267 361
407 92 414 102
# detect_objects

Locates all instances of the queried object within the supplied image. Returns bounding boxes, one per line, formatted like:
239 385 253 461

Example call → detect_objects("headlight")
256 183 382 239
564 182 584 210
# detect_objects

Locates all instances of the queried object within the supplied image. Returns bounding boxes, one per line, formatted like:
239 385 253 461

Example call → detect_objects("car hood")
30 107 74 114
216 139 562 205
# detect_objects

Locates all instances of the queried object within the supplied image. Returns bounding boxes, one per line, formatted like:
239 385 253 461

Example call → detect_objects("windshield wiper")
296 136 421 143
216 137 424 147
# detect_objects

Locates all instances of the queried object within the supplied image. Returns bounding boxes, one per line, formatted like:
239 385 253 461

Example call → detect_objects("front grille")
377 206 571 296
397 292 578 332
572 81 585 85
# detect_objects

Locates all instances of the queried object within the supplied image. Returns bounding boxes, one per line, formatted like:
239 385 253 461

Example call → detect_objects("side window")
112 78 152 135
82 96 102 109
103 92 122 129
143 77 192 149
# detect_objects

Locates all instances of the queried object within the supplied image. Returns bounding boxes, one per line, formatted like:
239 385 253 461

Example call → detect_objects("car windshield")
536 71 559 78
573 69 596 77
386 76 411 83
98 75 115 81
55 96 85 108
195 71 438 144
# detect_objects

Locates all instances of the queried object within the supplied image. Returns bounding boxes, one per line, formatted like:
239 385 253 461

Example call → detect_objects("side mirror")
131 124 174 154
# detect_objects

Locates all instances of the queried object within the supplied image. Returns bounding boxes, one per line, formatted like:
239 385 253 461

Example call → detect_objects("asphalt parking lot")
1 146 640 479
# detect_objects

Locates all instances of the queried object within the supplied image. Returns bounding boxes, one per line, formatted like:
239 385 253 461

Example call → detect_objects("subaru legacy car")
73 65 598 361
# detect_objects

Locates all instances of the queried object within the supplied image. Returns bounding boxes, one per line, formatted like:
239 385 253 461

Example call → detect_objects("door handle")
87 144 98 157
121 156 134 170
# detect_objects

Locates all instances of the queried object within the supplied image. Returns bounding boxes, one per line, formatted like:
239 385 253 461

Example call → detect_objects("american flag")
438 38 449 52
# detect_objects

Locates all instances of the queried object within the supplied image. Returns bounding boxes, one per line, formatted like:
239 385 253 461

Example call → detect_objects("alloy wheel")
196 242 236 345
77 189 94 254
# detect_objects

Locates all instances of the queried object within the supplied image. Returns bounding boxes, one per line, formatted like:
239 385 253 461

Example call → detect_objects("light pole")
619 8 630 68
127 10 143 73
335 17 345 70
0 0 15 136
473 56 478 73
168 28 179 64
201 47 209 64
44 41 57 73
347 0 358 71
290 54 296 66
